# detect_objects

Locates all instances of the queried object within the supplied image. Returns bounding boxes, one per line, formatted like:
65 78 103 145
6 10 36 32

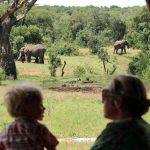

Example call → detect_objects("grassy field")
0 47 149 149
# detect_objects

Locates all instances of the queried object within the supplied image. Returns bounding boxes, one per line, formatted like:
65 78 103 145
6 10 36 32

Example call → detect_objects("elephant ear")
20 47 25 52
24 47 30 53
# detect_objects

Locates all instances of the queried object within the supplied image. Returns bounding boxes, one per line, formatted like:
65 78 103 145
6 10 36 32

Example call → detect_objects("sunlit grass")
43 91 106 138
0 88 108 150
0 47 145 149
57 141 93 150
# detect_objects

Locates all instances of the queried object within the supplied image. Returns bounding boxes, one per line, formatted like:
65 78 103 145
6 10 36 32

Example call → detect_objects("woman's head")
4 82 45 120
102 75 150 119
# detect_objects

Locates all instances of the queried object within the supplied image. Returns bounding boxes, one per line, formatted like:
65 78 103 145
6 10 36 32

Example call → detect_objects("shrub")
48 50 62 77
11 36 24 59
58 43 79 56
88 36 102 54
128 51 150 76
85 65 94 74
142 66 150 84
73 66 86 78
97 47 109 62
0 67 5 85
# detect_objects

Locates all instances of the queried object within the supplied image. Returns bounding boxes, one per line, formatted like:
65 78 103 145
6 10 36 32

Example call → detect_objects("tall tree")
0 0 37 79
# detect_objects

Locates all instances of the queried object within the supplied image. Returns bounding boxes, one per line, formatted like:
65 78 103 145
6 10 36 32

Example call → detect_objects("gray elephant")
18 44 46 64
114 40 129 54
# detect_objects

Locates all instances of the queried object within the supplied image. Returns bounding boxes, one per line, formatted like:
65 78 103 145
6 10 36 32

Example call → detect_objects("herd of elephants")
17 39 129 64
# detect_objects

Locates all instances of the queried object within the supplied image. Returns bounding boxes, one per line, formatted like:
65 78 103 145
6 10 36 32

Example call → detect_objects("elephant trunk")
17 54 21 61
18 53 25 63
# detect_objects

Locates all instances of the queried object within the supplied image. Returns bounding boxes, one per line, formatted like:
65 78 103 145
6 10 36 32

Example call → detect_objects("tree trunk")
102 61 107 73
61 61 66 77
0 0 38 80
0 15 17 79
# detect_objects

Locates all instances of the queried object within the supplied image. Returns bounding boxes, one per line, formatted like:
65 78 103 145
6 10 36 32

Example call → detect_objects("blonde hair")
4 82 43 118
110 75 150 117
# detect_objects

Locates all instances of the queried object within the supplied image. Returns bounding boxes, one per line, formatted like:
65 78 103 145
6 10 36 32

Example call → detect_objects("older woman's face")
102 88 118 120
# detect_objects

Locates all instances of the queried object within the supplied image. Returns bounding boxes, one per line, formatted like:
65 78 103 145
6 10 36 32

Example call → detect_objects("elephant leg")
35 57 39 63
116 49 118 54
113 48 116 54
19 54 25 63
21 56 25 63
121 48 123 54
124 47 126 53
39 56 44 64
26 55 31 63
39 58 44 64
41 58 44 64
28 57 31 63
25 55 28 62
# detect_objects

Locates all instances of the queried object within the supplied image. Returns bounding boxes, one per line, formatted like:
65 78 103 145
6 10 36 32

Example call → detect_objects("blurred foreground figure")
0 82 59 150
90 75 150 150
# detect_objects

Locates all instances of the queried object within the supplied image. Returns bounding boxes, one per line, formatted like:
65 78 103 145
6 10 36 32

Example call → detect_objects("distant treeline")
0 5 149 55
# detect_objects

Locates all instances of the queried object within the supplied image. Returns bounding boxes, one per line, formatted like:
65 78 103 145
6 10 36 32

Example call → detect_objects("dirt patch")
48 87 102 94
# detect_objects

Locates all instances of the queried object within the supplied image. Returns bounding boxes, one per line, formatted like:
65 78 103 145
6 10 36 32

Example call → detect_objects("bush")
25 25 42 44
11 25 42 45
128 51 150 76
73 66 86 78
11 36 24 59
88 36 102 54
84 64 94 74
97 47 109 62
58 43 79 56
142 66 150 84
0 67 5 85
48 50 62 77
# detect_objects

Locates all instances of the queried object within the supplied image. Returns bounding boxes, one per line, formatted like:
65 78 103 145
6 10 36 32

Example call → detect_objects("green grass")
16 47 141 85
1 88 150 150
0 90 108 150
57 141 93 150
43 92 106 138
0 47 145 149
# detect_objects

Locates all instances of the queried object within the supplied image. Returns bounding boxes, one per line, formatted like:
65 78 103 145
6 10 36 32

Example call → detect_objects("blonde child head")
4 82 44 119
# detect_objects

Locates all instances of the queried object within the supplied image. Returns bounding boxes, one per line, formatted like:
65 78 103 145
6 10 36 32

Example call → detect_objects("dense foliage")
3 5 148 56
1 4 150 80
128 51 150 82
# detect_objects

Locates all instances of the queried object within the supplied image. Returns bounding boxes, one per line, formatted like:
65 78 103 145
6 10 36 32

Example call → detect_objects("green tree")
48 50 62 77
128 51 150 76
24 25 42 44
74 66 86 78
11 36 24 59
98 48 109 72
0 0 37 79
110 18 126 40
88 36 102 54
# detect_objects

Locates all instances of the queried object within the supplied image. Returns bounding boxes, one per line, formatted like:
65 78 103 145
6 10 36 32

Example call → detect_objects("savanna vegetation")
0 2 150 150
6 4 150 82
0 47 149 150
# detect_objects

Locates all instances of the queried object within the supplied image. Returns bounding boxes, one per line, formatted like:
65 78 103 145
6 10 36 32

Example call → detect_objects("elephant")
18 44 46 64
113 40 129 54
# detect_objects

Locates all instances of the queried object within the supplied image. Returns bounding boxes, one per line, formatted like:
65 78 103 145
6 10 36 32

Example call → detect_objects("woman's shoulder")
90 118 150 150
107 118 150 129
106 118 150 140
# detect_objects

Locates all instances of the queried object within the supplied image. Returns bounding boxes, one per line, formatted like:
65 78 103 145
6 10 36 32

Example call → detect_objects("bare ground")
48 87 102 94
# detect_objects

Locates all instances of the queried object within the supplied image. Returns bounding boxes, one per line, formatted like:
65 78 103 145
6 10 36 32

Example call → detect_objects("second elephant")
18 44 46 64
114 40 129 54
